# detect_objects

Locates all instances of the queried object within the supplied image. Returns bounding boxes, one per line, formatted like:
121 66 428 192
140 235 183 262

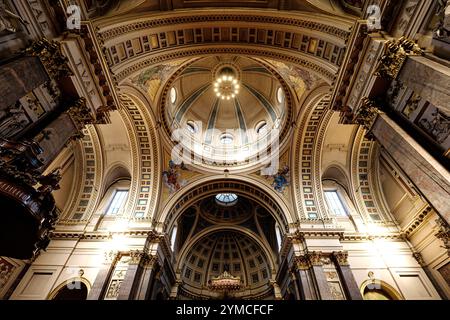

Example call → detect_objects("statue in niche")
0 1 27 33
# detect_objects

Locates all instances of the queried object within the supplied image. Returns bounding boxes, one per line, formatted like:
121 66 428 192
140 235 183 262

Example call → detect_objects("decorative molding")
354 98 383 131
333 251 349 266
98 14 350 43
375 36 424 80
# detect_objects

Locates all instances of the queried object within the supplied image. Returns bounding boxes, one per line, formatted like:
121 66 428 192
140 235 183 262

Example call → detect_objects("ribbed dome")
165 55 288 168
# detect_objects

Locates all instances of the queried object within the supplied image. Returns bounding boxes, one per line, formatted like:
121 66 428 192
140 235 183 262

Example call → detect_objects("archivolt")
117 87 162 221
291 87 333 221
156 175 295 235
349 129 391 223
58 126 104 222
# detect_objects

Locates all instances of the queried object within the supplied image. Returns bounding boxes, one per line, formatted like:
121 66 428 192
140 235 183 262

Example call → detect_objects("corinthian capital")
307 251 324 266
375 37 424 80
354 98 383 131
333 251 349 266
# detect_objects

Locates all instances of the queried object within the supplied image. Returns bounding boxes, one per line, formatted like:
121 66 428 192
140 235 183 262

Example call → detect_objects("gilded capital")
354 98 382 131
307 251 324 266
333 251 350 266
375 37 424 80
293 255 310 270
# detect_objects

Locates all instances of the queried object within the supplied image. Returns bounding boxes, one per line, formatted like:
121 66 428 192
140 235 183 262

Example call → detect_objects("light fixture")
213 67 240 101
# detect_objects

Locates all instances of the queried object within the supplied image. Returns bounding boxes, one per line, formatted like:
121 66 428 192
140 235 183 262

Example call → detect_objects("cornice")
97 12 351 43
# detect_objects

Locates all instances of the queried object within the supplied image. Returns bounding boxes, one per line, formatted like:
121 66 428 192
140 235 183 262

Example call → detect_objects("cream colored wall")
10 236 148 300
344 240 441 300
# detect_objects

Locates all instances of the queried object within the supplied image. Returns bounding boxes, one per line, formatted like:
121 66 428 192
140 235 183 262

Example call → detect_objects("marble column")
293 255 317 300
0 56 49 110
87 251 118 300
117 250 147 300
398 55 450 114
308 252 333 300
134 255 159 300
332 251 363 300
370 112 450 223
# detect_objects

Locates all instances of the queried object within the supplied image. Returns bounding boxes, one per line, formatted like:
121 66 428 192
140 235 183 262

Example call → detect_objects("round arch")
114 87 162 221
156 175 295 234
47 277 91 300
359 279 404 300
175 225 277 275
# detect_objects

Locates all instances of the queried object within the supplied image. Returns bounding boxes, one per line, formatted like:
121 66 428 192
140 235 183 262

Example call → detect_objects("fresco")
269 165 290 193
131 59 187 101
162 160 189 194
261 59 320 100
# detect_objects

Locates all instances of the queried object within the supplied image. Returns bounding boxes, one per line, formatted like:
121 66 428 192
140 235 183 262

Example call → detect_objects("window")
219 133 234 145
186 121 197 134
215 193 238 206
170 87 177 104
324 191 347 216
277 87 284 104
106 190 129 215
170 225 177 251
256 121 268 135
275 225 283 251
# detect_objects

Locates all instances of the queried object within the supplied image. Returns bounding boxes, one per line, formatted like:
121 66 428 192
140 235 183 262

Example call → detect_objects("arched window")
275 224 283 252
186 121 198 134
170 87 177 104
324 190 348 216
170 225 178 251
106 190 129 215
100 179 131 216
219 133 234 145
256 121 268 135
322 176 359 232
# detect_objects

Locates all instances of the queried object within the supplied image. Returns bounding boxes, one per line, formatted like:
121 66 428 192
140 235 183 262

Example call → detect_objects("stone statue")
0 1 27 33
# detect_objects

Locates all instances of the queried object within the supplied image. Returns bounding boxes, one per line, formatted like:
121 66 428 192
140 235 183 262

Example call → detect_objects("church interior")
0 0 449 301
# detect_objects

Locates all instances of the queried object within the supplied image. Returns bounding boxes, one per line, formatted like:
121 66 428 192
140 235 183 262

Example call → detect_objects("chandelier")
213 67 240 100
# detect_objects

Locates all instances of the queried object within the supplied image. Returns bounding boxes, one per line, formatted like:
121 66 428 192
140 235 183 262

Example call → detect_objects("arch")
115 86 162 220
97 10 352 83
47 277 91 300
175 226 277 275
156 175 295 234
102 164 132 196
322 164 351 195
58 126 105 222
359 279 404 300
291 86 333 220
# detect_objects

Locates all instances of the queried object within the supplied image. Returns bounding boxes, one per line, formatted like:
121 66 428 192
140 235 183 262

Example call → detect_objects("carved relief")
375 37 423 80
333 251 350 266
0 257 15 292
354 98 383 131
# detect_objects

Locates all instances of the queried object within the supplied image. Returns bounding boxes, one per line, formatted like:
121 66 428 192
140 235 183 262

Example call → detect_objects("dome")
199 195 252 224
181 231 271 296
162 55 291 170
